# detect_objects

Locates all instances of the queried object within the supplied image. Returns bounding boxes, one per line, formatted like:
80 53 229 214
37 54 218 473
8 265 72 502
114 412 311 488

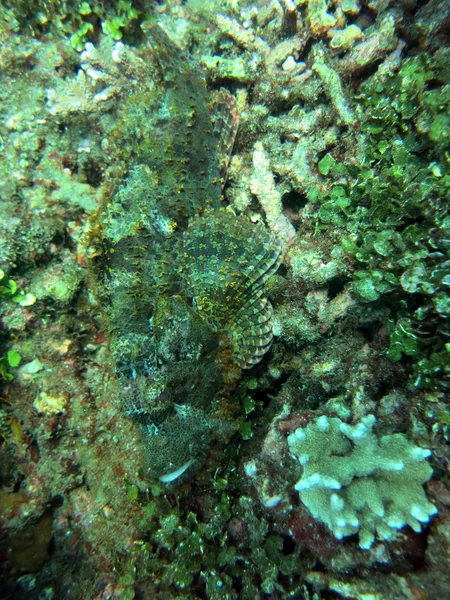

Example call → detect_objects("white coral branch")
250 142 296 247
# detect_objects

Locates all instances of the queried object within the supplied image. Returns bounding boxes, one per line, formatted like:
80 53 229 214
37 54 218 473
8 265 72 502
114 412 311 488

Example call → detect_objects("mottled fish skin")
89 24 227 384
89 25 282 483
124 24 225 227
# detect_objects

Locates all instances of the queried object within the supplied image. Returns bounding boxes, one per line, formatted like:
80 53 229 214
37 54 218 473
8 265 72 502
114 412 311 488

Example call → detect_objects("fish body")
89 26 281 483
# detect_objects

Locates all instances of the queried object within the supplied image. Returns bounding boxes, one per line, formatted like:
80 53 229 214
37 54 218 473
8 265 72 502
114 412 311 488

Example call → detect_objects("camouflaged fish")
89 25 283 484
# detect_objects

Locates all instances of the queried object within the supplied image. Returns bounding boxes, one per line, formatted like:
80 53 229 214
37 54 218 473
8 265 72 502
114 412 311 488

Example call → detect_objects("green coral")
288 414 438 549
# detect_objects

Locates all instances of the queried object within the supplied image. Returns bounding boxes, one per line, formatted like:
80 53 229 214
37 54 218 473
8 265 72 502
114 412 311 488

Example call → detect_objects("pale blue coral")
288 414 438 549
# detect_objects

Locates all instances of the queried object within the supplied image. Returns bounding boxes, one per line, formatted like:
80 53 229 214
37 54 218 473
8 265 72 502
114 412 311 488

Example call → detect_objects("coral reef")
1 0 449 598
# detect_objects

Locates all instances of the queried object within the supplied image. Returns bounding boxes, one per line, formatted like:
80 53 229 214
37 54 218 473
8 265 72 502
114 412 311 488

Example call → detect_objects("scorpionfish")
89 25 283 484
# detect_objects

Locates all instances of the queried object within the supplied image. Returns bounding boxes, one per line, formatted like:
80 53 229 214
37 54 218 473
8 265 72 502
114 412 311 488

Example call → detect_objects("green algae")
311 47 450 391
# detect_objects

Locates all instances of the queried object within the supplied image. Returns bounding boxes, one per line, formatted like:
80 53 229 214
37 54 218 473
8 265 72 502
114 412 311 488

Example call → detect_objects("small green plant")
0 269 36 307
70 20 94 52
310 47 450 391
101 0 139 41
69 0 143 51
70 0 144 52
0 350 22 381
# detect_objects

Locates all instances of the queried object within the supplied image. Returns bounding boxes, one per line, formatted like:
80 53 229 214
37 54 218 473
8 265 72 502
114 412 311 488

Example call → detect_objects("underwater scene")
0 0 449 598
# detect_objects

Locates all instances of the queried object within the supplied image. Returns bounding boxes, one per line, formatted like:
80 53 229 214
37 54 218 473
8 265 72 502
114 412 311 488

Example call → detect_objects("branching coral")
215 10 313 105
46 39 147 117
312 60 356 125
249 142 296 245
288 414 438 548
